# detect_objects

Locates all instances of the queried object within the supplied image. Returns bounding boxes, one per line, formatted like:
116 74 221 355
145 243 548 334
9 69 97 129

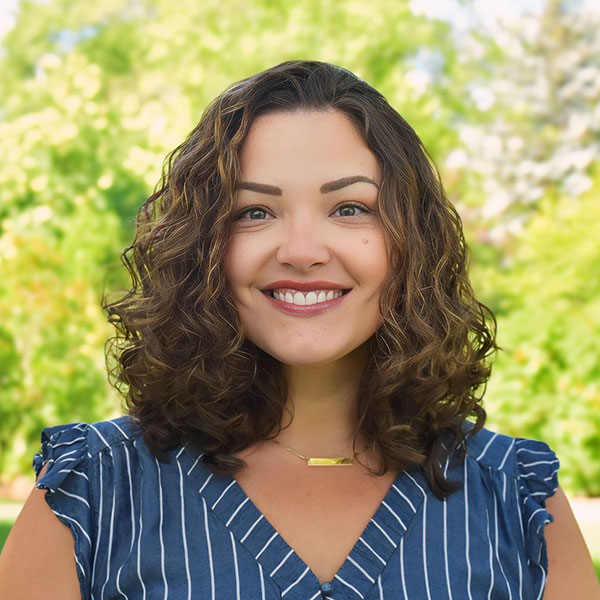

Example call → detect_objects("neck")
276 343 369 453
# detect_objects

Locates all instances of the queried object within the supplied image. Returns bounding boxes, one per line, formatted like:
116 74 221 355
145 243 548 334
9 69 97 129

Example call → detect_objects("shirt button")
320 581 334 596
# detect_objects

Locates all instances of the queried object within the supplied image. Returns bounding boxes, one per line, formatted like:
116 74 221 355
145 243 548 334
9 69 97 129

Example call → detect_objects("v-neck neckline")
177 444 427 600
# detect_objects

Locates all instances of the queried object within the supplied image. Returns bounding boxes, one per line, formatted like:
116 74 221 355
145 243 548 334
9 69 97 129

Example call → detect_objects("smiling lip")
261 288 349 316
262 280 350 292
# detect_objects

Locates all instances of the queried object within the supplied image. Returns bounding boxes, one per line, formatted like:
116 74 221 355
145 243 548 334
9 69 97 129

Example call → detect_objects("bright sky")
0 0 19 40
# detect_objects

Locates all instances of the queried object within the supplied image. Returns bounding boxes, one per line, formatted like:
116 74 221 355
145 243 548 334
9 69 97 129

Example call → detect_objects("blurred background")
0 0 598 572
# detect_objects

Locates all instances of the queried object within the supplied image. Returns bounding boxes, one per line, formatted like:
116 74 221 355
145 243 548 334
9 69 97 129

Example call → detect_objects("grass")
0 521 12 551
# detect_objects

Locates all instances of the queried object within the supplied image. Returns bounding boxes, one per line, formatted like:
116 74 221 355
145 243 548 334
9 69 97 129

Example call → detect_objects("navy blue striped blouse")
33 416 559 599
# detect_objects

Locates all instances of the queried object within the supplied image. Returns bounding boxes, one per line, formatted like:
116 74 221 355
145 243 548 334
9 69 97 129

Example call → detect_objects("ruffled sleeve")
33 422 92 598
514 437 560 569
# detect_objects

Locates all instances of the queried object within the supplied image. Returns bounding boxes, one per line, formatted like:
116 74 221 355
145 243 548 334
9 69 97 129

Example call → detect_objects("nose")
276 217 331 271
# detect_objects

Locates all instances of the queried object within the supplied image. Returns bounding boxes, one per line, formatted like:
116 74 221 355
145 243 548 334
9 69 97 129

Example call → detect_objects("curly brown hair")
103 60 498 499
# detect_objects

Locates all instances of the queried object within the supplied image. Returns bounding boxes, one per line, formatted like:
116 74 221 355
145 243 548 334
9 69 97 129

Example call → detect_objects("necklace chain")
272 439 357 466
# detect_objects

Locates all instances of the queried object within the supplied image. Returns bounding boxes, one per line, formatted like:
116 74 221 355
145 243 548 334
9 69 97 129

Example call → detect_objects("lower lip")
261 291 350 316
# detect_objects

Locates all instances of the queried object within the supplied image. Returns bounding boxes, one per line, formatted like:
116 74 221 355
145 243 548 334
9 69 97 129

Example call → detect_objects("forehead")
238 110 380 184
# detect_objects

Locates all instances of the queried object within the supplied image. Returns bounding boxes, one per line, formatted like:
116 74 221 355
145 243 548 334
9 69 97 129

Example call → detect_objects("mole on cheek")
361 238 369 244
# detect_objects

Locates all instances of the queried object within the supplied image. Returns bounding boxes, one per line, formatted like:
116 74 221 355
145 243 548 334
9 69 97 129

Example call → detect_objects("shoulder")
37 415 144 463
462 421 560 484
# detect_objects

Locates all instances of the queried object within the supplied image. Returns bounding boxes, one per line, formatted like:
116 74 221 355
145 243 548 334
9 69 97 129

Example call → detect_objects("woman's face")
224 109 389 367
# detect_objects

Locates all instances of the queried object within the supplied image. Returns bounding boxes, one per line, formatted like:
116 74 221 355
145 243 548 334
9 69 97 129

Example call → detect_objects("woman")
1 60 598 599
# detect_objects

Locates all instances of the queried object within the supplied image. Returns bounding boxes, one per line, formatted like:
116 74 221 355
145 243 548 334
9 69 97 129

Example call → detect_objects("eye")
236 206 272 220
332 202 371 217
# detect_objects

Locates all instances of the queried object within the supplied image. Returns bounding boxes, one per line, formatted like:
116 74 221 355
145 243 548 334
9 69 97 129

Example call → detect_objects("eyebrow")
237 175 379 196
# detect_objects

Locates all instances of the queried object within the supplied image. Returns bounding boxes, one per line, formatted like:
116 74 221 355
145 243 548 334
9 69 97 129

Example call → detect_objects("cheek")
359 232 390 284
223 238 248 290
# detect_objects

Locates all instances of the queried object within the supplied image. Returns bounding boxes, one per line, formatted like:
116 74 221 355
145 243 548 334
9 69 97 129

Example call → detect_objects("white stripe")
109 420 130 439
57 487 90 508
57 468 89 480
270 548 293 577
502 472 507 503
187 454 203 475
198 472 213 494
517 550 523 600
54 457 78 465
53 436 87 448
535 563 547 600
498 439 515 470
377 575 384 599
241 514 264 542
226 497 250 527
358 536 385 565
101 451 117 600
89 423 111 448
382 500 407 530
400 537 408 599
422 495 432 600
443 499 453 600
202 499 215 600
177 459 192 600
405 472 427 499
464 460 473 600
348 555 375 583
256 531 278 559
515 485 525 545
258 563 266 600
51 510 92 546
516 447 551 456
485 504 494 599
212 480 236 509
517 460 558 468
74 553 85 579
530 491 552 498
371 518 397 548
115 443 136 599
493 493 512 599
133 442 147 600
55 448 79 459
520 471 559 484
335 573 365 598
155 458 168 600
281 565 310 596
90 453 103 585
527 507 547 529
308 592 321 600
176 446 186 458
230 531 241 600
392 483 417 512
475 432 498 461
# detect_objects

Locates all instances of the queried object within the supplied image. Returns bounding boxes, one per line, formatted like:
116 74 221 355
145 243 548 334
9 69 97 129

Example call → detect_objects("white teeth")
293 292 306 305
305 291 318 305
271 289 345 306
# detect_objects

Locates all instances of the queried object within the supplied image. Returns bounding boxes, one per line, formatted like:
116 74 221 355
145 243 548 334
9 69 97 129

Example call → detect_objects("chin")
258 341 364 368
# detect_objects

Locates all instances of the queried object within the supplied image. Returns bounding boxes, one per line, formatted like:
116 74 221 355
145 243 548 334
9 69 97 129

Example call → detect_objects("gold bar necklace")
272 440 355 466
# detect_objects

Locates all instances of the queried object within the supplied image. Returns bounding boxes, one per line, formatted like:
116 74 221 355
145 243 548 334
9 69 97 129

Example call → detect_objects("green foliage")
471 183 600 495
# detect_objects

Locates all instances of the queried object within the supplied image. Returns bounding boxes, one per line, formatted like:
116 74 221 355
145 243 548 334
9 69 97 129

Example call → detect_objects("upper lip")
262 280 351 291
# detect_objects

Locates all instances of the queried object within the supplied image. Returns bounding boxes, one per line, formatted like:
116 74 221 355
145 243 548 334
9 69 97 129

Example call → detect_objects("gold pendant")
306 457 354 466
